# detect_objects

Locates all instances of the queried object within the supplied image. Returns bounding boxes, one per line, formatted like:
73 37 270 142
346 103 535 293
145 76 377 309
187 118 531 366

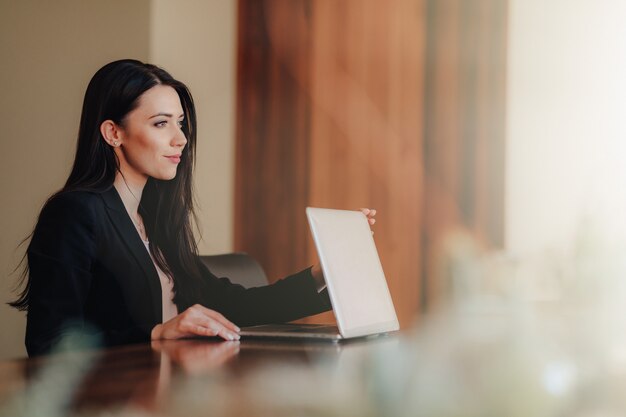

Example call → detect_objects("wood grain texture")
235 0 507 322
307 0 425 326
0 338 405 414
235 0 313 281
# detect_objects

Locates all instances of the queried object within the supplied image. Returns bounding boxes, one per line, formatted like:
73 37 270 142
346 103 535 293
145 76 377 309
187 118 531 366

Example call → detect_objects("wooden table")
0 337 401 416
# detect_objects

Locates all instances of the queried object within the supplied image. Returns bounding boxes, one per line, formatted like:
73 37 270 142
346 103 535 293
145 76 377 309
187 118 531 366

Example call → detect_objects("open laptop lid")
306 207 399 338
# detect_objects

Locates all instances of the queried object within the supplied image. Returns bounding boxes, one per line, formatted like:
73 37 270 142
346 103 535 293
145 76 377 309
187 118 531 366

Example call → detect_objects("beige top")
142 240 178 322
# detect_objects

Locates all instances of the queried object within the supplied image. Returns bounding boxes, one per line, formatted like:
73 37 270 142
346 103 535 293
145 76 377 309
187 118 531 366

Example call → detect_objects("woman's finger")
184 319 237 341
216 326 240 341
195 304 240 333
359 208 377 218
206 309 240 333
197 315 240 341
192 324 219 338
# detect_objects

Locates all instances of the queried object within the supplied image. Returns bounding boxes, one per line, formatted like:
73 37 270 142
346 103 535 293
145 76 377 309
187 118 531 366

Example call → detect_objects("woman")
10 59 376 357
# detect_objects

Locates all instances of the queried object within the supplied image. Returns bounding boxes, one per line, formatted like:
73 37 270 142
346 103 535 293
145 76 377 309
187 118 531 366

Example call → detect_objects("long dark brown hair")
10 59 205 310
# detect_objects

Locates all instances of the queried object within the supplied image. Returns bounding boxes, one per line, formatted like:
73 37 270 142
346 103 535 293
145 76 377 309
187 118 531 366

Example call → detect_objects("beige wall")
0 0 151 360
150 0 237 255
0 0 237 359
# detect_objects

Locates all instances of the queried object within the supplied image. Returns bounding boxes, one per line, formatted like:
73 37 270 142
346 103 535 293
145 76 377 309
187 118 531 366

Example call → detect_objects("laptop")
240 207 399 341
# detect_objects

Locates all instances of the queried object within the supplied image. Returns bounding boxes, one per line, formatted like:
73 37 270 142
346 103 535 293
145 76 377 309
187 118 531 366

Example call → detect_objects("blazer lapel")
100 187 163 323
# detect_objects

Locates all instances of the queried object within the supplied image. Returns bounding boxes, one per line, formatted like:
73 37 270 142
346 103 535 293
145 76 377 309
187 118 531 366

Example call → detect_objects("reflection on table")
0 336 400 417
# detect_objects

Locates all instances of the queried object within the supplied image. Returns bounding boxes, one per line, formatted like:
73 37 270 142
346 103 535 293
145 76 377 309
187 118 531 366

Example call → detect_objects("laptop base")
240 324 343 341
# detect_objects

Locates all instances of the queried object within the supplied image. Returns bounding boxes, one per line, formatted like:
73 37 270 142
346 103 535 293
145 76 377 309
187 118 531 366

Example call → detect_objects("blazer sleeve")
25 193 99 356
196 262 332 327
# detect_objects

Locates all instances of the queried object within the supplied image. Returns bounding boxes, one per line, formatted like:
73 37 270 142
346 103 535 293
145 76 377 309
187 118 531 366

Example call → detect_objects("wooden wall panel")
235 0 507 323
307 0 425 326
235 0 313 281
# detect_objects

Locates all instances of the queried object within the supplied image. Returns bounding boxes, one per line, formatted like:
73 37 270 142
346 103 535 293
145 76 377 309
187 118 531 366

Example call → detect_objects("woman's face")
118 85 187 181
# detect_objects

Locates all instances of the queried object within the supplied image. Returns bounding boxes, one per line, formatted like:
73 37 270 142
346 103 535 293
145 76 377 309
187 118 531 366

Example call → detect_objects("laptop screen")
306 208 399 338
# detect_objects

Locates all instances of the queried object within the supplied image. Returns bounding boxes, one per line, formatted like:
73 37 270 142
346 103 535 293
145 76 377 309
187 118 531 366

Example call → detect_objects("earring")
113 141 119 147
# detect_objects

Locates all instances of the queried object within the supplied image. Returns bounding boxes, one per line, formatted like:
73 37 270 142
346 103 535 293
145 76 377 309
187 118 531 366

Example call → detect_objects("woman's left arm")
197 208 376 327
196 264 329 327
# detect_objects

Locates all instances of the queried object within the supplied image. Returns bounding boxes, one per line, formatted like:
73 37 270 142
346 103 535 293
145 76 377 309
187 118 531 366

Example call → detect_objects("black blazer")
26 187 331 356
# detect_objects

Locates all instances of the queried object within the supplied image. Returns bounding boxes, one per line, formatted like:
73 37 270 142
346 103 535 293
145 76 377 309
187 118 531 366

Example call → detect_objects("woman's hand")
360 207 377 227
311 207 377 289
151 304 240 341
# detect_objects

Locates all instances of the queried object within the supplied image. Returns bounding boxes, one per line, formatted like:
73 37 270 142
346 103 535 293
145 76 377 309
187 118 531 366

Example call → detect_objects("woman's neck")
113 172 147 217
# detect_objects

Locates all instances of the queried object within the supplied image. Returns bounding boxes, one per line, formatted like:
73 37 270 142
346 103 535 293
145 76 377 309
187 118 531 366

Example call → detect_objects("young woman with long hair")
10 59 376 356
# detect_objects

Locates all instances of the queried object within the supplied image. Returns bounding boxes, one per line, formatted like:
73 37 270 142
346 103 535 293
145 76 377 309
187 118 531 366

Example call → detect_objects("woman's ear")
100 120 123 148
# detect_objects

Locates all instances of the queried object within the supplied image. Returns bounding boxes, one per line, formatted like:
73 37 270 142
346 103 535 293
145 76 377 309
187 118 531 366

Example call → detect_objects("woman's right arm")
25 192 99 356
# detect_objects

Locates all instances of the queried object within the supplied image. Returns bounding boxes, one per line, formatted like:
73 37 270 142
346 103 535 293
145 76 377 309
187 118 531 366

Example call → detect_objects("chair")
199 252 268 289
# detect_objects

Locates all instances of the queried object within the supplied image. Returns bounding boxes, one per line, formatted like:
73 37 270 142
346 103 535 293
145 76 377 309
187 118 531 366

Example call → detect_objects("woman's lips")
165 155 181 164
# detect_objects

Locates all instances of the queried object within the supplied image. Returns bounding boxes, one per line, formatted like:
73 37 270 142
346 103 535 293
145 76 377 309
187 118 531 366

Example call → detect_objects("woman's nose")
173 128 187 147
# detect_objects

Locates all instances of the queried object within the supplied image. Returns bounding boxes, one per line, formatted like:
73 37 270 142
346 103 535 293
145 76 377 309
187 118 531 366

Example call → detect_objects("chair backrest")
199 252 268 289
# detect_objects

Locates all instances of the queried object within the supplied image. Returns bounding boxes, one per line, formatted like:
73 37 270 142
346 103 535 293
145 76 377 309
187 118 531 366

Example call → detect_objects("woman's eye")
154 120 184 129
